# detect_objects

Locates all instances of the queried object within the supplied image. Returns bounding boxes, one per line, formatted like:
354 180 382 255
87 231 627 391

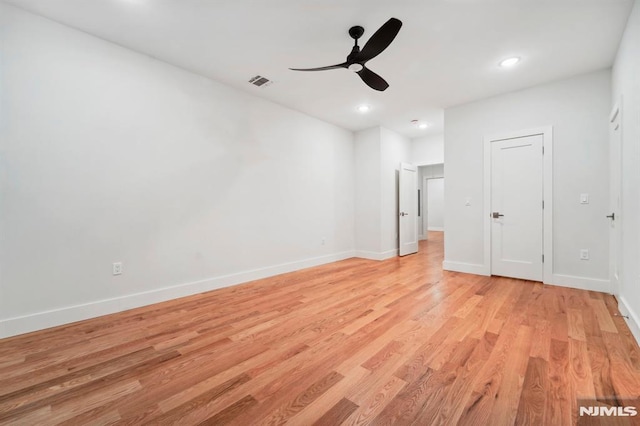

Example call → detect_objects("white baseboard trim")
617 295 640 347
547 274 611 293
353 249 398 261
442 261 490 276
427 227 444 232
0 250 356 339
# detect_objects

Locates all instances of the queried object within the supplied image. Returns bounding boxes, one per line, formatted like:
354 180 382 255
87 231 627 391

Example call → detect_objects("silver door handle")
400 212 409 216
492 212 504 218
607 213 615 220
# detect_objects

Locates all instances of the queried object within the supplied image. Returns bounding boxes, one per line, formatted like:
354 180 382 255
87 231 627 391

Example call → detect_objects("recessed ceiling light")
499 57 521 68
357 104 370 113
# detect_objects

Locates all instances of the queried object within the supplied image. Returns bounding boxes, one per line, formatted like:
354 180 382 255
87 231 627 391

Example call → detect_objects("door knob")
492 212 504 219
607 213 615 220
400 212 409 216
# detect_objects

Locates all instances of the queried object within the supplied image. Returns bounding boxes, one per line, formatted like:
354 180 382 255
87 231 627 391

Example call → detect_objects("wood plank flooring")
1 231 639 425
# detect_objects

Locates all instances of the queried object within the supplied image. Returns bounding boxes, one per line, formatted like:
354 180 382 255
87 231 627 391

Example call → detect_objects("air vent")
248 75 273 88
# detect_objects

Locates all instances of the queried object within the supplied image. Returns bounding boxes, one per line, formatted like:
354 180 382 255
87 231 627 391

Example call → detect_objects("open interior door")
609 104 622 295
399 162 418 256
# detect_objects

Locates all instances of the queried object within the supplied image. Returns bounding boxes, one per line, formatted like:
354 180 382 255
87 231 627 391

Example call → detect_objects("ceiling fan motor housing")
349 25 365 40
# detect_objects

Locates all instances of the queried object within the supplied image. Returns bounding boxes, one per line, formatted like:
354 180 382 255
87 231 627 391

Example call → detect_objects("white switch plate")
580 249 589 260
113 262 123 275
580 193 589 204
465 198 471 206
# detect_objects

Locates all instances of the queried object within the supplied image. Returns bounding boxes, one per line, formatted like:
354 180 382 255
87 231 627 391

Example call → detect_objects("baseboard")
548 274 611 293
1 297 125 340
617 295 640 347
427 227 444 232
353 249 398 261
0 250 356 339
442 260 490 276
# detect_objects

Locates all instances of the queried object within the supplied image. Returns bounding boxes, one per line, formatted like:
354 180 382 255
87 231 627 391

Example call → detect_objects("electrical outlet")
580 249 589 260
113 262 123 275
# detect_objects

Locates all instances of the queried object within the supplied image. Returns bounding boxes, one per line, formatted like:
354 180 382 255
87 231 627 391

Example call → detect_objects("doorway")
426 178 445 232
418 163 445 241
483 127 553 283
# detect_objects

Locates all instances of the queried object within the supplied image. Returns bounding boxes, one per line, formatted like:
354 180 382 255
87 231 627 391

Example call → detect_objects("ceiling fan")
289 18 403 92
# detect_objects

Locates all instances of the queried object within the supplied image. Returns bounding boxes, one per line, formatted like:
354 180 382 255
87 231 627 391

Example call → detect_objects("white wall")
444 70 611 289
0 4 355 337
353 126 410 259
355 128 382 255
412 134 444 166
612 0 640 343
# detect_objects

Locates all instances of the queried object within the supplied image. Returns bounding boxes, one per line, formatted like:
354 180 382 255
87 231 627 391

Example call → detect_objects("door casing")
483 126 553 283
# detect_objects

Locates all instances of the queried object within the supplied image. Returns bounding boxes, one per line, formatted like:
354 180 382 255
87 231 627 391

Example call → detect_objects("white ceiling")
5 0 633 138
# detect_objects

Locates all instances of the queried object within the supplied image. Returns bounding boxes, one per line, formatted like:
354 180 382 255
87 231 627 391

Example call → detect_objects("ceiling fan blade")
356 18 402 63
356 67 389 91
289 63 348 71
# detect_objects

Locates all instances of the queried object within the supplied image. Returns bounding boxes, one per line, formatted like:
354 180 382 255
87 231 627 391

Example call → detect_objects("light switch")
465 198 471 206
580 193 589 204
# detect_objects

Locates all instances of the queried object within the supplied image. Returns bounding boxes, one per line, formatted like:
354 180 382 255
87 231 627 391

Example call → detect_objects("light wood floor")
1 232 639 425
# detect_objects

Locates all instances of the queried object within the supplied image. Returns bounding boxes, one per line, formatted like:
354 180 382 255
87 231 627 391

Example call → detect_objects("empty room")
1 0 640 424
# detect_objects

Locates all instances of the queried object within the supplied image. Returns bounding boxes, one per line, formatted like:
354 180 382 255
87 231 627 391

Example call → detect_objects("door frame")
482 126 553 283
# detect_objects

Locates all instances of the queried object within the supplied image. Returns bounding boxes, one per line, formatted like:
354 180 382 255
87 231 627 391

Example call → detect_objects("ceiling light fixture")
499 57 521 68
357 104 370 113
411 119 429 129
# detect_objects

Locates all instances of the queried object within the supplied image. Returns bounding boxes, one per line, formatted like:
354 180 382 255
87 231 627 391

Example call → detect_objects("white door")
491 134 543 281
609 105 622 295
399 162 418 256
426 178 445 231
